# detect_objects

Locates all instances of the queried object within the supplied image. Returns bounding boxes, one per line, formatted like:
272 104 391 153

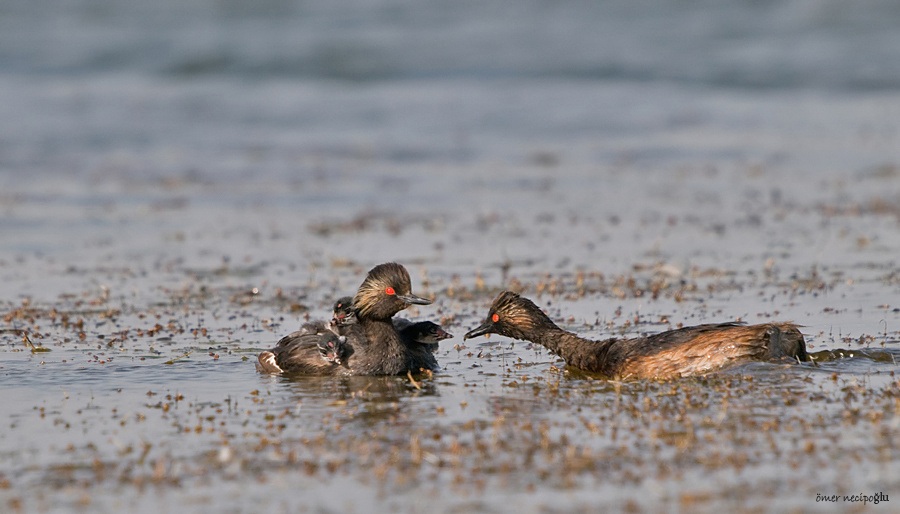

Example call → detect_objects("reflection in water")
276 374 441 428
809 347 899 365
280 374 440 403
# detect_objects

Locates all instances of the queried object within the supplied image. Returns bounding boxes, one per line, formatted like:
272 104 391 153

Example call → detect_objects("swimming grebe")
345 290 452 372
333 295 451 347
257 263 434 375
347 262 441 375
464 291 808 380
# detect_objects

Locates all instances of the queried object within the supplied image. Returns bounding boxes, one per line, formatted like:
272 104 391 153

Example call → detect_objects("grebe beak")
435 328 453 340
464 320 494 340
398 293 432 305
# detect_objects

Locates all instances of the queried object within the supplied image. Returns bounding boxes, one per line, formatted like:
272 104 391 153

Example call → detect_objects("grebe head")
404 320 453 344
316 334 349 365
331 296 358 328
464 291 552 340
353 262 431 320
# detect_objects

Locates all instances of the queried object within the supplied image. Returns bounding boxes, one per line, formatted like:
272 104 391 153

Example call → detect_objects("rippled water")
2 1 900 512
3 166 898 512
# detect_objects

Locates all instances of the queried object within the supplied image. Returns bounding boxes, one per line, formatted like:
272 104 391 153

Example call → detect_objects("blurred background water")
5 0 900 86
2 0 900 184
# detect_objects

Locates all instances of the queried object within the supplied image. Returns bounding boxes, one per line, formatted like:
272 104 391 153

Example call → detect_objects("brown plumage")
464 291 808 380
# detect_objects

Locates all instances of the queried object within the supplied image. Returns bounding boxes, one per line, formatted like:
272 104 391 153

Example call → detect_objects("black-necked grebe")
333 295 449 341
464 291 808 380
258 263 434 375
331 294 451 367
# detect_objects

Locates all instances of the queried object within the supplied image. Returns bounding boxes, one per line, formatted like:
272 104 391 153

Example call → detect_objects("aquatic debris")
21 331 50 354
164 351 193 365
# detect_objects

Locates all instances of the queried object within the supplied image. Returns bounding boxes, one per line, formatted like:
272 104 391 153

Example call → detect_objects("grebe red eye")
491 313 499 323
385 287 395 295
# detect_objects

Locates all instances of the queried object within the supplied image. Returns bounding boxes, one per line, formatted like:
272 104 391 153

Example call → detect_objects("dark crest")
465 291 554 340
353 262 430 320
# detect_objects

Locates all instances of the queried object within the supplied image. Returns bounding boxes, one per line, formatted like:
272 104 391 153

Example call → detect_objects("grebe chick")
395 319 453 347
464 291 809 380
317 336 350 365
395 319 453 373
332 295 450 347
262 299 356 369
257 328 349 374
331 296 357 335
